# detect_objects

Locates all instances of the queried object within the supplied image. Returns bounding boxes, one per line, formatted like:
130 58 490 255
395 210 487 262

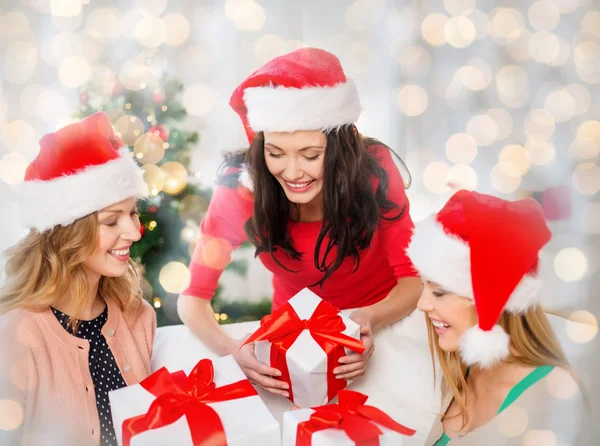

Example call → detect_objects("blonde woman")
406 190 589 445
0 112 154 446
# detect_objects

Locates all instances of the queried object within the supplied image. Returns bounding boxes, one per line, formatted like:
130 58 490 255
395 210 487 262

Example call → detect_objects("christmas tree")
75 74 271 327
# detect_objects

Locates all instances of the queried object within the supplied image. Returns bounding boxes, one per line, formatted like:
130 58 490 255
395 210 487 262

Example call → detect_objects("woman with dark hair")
178 48 434 424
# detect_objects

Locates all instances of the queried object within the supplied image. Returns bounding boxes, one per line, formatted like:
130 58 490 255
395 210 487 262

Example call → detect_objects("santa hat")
229 47 362 143
406 190 552 368
15 112 148 232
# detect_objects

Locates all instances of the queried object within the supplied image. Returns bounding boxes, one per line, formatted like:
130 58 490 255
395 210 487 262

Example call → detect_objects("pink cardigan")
0 298 156 446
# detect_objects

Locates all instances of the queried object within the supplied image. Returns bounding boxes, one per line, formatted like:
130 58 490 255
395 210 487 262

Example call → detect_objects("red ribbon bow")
122 359 257 446
243 300 365 403
296 390 416 446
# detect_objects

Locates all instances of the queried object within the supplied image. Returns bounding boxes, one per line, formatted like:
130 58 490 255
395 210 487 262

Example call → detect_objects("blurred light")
495 405 528 436
491 163 522 193
553 0 580 14
444 0 475 16
566 311 597 343
446 164 478 191
548 38 571 67
136 16 166 48
163 13 190 46
544 90 576 123
396 85 428 116
0 153 29 185
346 0 374 32
51 0 82 17
220 313 229 321
496 65 529 108
529 31 560 64
486 108 513 140
576 120 600 147
159 262 191 294
466 114 498 147
179 195 209 222
134 133 165 165
528 1 560 31
445 16 476 48
121 9 144 40
0 400 23 431
505 29 532 61
489 8 525 44
456 62 491 91
574 40 600 84
468 9 489 41
90 65 117 97
20 85 46 117
51 32 81 62
193 236 234 270
565 84 591 116
569 139 598 160
498 144 531 177
572 162 600 195
524 109 555 141
581 11 600 37
182 84 216 117
114 115 145 146
581 202 600 234
0 11 31 38
119 60 154 91
36 90 68 123
396 45 431 77
406 193 435 223
3 40 37 85
446 133 478 164
51 11 84 32
254 34 287 65
227 0 265 31
554 248 588 282
86 8 121 41
545 367 579 398
523 430 557 446
343 42 371 76
153 297 162 309
161 161 188 195
142 164 166 194
423 161 451 194
58 56 91 88
136 0 167 16
421 13 449 46
525 140 555 165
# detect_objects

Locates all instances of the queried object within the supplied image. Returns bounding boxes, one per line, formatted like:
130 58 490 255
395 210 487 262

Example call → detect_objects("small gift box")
243 288 365 408
109 355 280 446
282 390 416 445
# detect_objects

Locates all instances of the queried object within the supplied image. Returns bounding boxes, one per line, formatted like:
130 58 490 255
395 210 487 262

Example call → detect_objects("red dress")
183 144 418 309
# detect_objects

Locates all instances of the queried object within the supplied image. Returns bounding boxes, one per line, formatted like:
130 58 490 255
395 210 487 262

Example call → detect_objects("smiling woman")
0 112 157 446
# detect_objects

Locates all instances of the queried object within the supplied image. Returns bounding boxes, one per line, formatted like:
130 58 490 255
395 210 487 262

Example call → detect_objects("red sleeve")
370 145 418 280
182 184 253 299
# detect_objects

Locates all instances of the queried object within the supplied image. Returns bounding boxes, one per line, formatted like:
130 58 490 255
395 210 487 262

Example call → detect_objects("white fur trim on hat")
406 215 543 313
16 149 148 233
459 325 510 368
238 165 253 192
244 80 361 134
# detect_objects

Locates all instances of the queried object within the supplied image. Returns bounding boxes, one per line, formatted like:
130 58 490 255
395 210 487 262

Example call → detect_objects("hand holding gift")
282 389 416 446
242 288 365 408
334 310 375 380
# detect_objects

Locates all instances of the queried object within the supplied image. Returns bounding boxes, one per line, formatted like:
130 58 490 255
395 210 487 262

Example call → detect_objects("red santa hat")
406 190 552 368
15 112 148 232
229 47 362 143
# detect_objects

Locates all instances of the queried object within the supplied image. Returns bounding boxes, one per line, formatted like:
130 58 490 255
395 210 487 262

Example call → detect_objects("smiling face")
82 197 142 281
417 280 478 353
263 130 327 206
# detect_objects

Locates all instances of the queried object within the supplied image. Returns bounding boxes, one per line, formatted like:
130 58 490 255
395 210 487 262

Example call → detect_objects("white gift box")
109 355 281 446
282 408 407 446
254 288 361 408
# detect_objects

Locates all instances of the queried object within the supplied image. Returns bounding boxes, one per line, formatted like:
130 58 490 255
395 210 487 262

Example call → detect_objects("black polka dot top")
52 305 126 446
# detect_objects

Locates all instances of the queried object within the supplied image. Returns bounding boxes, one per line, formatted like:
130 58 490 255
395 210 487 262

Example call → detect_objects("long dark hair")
218 125 408 287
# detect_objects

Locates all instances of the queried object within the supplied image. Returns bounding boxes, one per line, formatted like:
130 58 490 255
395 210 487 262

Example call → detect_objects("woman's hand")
333 310 375 380
232 340 290 397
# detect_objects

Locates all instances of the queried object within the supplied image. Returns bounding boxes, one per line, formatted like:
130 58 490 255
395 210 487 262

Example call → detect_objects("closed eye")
304 155 320 161
432 291 446 297
267 152 283 159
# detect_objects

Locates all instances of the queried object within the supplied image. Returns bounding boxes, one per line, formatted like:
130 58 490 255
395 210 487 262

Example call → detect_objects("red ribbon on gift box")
122 358 257 446
296 390 416 446
243 300 365 404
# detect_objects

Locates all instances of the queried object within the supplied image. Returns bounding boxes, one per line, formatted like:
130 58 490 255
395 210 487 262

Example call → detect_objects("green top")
432 365 554 445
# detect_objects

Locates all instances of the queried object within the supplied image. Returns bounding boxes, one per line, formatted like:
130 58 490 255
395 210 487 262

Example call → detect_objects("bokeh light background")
0 0 598 441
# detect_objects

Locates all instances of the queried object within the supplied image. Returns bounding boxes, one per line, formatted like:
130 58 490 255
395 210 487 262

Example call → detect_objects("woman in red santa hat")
0 112 155 446
407 190 589 445
178 47 437 426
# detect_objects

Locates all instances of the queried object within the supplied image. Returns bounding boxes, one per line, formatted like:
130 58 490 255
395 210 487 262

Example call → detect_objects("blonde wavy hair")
0 212 143 326
428 306 573 429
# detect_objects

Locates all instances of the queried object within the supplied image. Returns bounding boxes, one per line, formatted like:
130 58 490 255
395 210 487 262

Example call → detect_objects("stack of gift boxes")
109 289 416 445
